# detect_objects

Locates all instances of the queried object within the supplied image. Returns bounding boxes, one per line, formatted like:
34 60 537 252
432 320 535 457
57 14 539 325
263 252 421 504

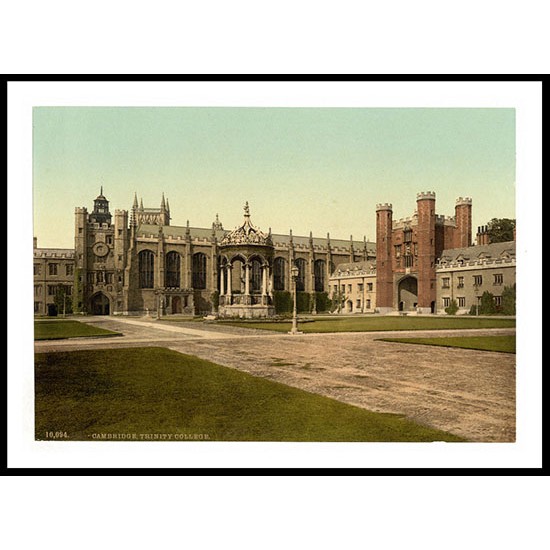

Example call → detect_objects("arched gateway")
217 202 275 319
90 292 110 315
397 276 418 312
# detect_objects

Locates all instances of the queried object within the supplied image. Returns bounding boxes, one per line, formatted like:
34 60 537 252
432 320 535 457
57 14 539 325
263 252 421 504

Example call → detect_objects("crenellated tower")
454 197 472 248
375 203 393 312
416 191 436 313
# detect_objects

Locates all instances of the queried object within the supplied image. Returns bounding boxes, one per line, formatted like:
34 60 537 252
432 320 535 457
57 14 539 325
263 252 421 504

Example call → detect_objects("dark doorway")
172 296 182 314
91 293 110 315
398 277 418 312
47 304 58 316
430 301 435 314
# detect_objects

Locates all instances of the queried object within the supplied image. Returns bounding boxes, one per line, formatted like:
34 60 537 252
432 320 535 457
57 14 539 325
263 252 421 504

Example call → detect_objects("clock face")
93 242 109 257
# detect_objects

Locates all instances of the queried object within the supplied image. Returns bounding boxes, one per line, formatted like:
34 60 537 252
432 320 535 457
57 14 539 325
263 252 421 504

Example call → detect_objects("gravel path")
35 316 516 442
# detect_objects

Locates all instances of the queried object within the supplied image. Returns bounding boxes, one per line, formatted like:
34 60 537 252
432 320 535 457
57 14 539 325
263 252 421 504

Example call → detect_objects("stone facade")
436 241 516 314
328 261 377 314
34 190 375 317
34 189 515 317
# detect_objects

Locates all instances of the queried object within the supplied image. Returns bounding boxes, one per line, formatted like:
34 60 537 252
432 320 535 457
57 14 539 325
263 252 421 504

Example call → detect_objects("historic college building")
33 189 515 317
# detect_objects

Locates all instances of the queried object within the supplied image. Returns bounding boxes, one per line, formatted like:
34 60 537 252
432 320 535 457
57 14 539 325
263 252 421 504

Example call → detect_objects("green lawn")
35 347 464 442
219 316 516 333
377 335 516 353
34 320 122 340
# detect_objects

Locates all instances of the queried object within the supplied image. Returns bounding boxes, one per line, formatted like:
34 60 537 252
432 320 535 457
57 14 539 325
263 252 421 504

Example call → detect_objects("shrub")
273 291 292 314
480 291 496 315
296 291 311 313
211 290 219 310
501 285 516 315
445 299 459 315
314 292 331 313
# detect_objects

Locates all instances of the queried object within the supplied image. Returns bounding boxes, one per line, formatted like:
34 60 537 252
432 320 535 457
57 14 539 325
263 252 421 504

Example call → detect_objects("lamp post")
289 265 302 335
155 290 162 320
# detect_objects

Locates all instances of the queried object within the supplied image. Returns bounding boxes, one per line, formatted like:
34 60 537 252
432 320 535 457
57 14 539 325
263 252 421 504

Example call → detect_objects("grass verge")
377 335 515 353
35 320 121 340
35 347 464 442
219 316 515 333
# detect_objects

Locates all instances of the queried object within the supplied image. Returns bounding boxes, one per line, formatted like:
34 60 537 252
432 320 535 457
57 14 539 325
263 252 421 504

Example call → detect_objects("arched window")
165 251 181 288
250 259 262 292
139 250 155 288
314 259 326 292
273 257 286 291
192 253 207 289
295 258 306 292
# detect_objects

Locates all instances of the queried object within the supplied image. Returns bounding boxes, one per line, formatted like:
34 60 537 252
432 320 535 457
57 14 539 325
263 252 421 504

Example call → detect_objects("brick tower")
375 203 393 313
454 197 472 248
416 192 436 313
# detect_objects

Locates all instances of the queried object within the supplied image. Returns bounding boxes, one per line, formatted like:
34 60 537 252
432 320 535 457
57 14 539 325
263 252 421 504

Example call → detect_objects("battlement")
455 196 472 206
114 209 127 216
435 214 457 226
376 203 393 211
75 207 88 214
416 191 436 201
392 215 416 229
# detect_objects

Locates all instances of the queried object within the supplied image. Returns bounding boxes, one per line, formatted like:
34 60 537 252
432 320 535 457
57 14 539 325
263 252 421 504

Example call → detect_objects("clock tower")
89 186 112 225
73 188 129 315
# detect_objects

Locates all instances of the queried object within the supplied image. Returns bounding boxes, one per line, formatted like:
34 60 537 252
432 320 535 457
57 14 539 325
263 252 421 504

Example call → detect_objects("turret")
416 191 436 313
375 203 393 311
90 187 112 225
454 196 472 248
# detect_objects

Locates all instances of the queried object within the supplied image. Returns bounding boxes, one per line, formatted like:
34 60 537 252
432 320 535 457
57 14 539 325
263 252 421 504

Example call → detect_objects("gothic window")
49 263 58 275
165 252 181 288
494 274 503 285
404 229 412 243
66 264 74 276
105 272 113 284
34 264 41 276
87 272 94 284
139 250 155 288
251 259 262 292
473 275 483 287
314 259 326 292
192 253 207 289
273 257 286 291
294 258 306 291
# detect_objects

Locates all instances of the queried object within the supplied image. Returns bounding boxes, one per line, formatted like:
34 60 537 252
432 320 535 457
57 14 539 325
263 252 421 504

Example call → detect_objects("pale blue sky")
33 107 515 248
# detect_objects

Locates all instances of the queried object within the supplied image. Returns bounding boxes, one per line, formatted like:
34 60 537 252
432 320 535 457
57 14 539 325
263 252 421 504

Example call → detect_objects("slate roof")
438 241 515 263
136 223 376 252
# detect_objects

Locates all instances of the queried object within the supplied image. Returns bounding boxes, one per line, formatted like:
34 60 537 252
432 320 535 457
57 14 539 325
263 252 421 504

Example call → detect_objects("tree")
479 291 496 315
54 285 73 316
501 285 516 315
445 299 459 315
486 218 515 243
